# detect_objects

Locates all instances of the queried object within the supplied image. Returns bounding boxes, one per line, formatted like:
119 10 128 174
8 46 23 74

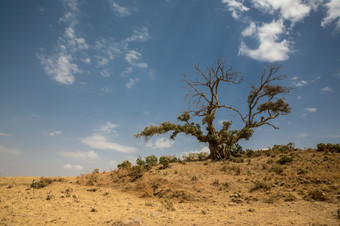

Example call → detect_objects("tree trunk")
209 142 229 160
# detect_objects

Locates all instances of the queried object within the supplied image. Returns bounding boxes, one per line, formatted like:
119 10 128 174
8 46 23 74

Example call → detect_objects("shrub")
270 167 283 174
307 190 326 201
129 165 144 182
145 155 158 166
245 149 254 158
117 160 132 170
297 168 308 175
249 181 270 192
317 143 340 153
271 142 296 153
182 152 208 161
159 156 170 169
277 155 293 165
136 156 146 166
30 177 54 189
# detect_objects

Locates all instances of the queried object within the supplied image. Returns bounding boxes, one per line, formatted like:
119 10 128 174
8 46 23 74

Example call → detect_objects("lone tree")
135 59 292 160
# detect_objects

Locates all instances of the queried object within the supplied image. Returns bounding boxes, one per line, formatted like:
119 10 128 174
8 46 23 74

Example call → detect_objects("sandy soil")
1 176 339 225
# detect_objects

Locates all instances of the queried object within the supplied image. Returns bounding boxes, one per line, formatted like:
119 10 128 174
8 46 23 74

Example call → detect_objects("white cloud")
182 146 210 157
305 107 317 113
0 132 10 136
146 137 174 150
292 76 299 80
297 132 308 138
120 67 134 77
125 78 140 89
38 1 88 85
97 121 119 136
58 150 99 161
251 0 311 23
63 164 83 171
321 0 340 31
0 145 21 155
39 53 80 85
241 21 257 36
81 133 136 153
101 87 112 93
222 0 249 19
143 111 150 116
110 160 117 167
49 130 63 137
125 50 148 68
81 57 91 64
109 0 137 17
292 80 308 87
100 69 111 77
239 20 291 62
321 86 333 93
125 26 150 42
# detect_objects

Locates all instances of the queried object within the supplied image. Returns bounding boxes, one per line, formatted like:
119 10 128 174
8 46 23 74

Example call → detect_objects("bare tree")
135 59 292 160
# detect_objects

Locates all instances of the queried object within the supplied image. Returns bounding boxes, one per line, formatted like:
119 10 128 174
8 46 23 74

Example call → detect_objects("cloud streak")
58 150 99 162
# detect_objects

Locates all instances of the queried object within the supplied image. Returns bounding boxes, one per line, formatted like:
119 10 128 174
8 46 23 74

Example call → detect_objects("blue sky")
1 0 339 176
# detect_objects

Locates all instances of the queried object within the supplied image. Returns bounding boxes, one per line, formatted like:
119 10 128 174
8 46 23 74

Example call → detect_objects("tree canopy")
135 59 292 160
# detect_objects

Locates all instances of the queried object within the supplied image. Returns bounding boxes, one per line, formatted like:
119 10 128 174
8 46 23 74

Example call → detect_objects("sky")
1 0 339 176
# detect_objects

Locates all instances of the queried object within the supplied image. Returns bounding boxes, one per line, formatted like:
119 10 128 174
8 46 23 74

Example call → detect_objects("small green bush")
245 149 254 158
277 155 293 165
270 167 283 174
307 190 326 201
316 143 340 153
249 181 270 192
30 177 53 189
136 156 146 166
145 155 158 166
117 160 132 170
297 168 308 175
159 156 170 169
182 152 208 161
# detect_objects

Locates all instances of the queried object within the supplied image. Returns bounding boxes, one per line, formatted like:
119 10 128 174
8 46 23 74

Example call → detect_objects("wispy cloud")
63 164 83 170
146 137 174 150
125 50 148 68
0 145 21 155
48 130 63 137
222 0 249 19
97 121 119 136
58 150 99 162
81 133 136 153
305 107 317 113
297 132 308 138
125 78 140 89
0 132 10 136
81 122 136 153
125 26 150 42
321 0 340 31
292 80 308 87
109 0 137 17
38 0 88 85
321 86 333 93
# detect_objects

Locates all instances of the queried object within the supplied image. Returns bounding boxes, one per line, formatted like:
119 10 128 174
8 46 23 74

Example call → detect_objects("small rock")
150 211 165 218
248 208 255 212
87 188 97 192
90 208 97 212
229 202 237 206
201 210 207 215
46 195 54 200
7 185 13 189
337 209 340 219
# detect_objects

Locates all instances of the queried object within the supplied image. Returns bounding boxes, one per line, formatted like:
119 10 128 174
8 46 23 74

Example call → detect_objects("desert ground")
1 147 339 225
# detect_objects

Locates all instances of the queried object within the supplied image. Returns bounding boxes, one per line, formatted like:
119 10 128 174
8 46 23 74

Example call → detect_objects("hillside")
1 145 339 225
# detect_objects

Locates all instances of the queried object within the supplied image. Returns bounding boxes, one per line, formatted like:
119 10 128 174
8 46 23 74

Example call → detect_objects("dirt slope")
1 148 339 225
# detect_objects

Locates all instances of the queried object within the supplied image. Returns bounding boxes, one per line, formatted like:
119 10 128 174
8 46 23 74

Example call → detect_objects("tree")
135 59 292 160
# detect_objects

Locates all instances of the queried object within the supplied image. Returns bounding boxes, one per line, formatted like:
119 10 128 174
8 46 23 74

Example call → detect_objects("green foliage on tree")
135 59 292 160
